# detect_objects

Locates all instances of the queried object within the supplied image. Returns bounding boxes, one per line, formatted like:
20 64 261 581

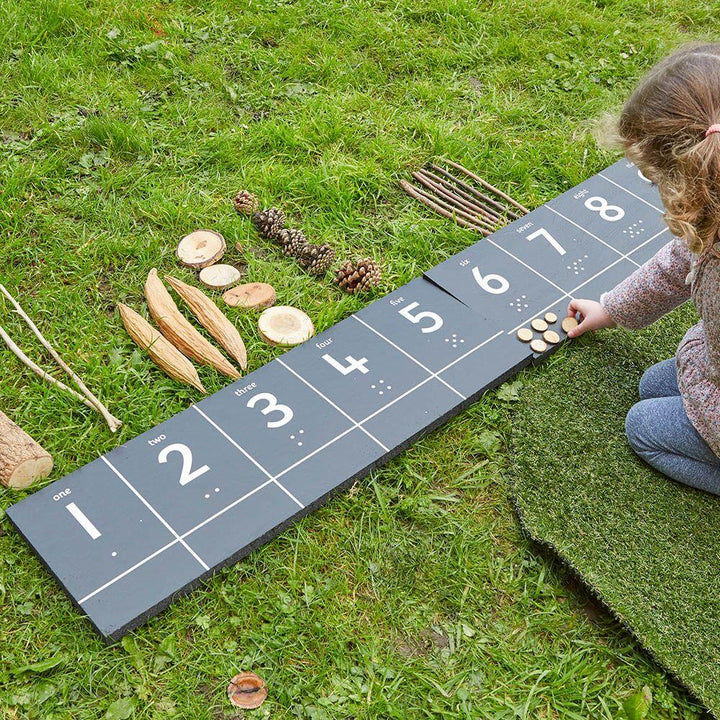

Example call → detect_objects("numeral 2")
158 443 210 486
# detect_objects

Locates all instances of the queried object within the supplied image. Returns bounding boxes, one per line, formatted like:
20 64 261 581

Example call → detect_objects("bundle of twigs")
400 159 530 235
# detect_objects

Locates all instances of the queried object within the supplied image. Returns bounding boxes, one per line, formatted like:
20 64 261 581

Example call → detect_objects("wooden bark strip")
399 181 490 235
411 172 497 230
165 275 247 371
418 169 503 223
144 269 240 379
0 284 121 433
0 410 53 488
442 159 531 214
428 163 520 219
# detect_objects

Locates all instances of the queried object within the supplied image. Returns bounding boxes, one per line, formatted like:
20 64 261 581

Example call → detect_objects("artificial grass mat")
510 304 720 718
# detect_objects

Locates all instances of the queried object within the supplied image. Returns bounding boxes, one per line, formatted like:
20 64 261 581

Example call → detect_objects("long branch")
442 159 531 214
400 181 490 235
0 285 121 432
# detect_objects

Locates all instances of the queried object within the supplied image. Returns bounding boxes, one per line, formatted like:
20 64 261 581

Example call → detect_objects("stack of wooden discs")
515 311 576 354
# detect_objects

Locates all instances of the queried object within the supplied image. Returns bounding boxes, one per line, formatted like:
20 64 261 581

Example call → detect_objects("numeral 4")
526 227 566 256
322 353 369 375
158 443 210 486
398 301 443 333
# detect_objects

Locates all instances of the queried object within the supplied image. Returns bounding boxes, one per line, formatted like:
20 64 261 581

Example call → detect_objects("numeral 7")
526 227 566 256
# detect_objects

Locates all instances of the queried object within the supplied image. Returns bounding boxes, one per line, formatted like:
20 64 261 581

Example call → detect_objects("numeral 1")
322 353 369 375
526 227 566 256
158 443 210 486
247 392 294 428
398 301 443 333
66 502 102 539
472 268 509 294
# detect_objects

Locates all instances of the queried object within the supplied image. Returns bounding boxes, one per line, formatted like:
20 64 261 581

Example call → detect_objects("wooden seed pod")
144 269 240 379
165 275 247 371
118 303 206 393
0 411 53 488
258 306 314 347
176 230 226 269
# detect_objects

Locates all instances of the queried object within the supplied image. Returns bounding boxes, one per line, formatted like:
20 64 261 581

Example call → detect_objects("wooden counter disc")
530 338 547 354
258 306 314 347
561 316 579 333
223 283 276 310
199 264 242 290
543 330 560 344
545 312 557 323
177 230 226 269
531 318 548 332
516 328 533 342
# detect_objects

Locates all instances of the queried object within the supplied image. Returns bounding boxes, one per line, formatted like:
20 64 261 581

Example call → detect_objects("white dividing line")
66 503 102 539
599 174 664 213
193 405 304 508
276 358 391 453
78 539 180 605
544 205 642 267
193 406 272 479
101 456 210 571
351 315 466 400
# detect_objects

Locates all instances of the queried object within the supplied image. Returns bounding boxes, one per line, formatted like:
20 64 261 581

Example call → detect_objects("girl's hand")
566 299 617 338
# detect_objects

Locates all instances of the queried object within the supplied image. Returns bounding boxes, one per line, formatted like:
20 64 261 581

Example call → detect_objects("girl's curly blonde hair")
611 43 720 254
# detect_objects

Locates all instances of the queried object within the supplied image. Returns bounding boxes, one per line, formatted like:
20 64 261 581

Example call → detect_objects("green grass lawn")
0 0 717 717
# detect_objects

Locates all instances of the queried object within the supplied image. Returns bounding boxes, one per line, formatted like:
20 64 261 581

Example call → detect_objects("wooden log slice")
223 283 276 310
0 411 53 488
199 264 242 291
258 306 314 347
177 230 226 269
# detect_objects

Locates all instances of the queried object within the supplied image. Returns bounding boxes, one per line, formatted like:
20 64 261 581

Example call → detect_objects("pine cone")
277 228 308 257
335 258 381 293
298 243 336 275
233 189 258 216
252 207 286 240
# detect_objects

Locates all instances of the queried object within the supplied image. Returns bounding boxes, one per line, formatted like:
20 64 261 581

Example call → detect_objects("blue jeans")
625 358 720 495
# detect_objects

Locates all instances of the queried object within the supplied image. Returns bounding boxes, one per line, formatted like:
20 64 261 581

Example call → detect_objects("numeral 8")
584 196 625 222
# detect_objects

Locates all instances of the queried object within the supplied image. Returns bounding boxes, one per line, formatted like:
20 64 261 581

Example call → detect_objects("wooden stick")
429 163 520 220
410 172 497 231
0 285 121 432
414 170 502 225
0 323 107 414
418 169 504 223
442 159 531 214
406 181 494 230
399 181 490 235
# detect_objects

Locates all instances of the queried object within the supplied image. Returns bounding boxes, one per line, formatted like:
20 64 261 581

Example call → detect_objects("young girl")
567 43 720 495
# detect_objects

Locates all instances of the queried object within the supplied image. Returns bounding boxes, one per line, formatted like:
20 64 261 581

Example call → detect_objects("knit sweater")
600 237 720 458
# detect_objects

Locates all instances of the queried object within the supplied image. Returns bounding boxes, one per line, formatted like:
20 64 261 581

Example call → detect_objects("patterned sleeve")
599 238 693 330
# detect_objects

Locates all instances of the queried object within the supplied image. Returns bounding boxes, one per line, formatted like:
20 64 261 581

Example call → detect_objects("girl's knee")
625 402 651 453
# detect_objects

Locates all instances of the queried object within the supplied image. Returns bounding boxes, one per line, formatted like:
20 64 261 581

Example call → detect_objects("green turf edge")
507 478 716 719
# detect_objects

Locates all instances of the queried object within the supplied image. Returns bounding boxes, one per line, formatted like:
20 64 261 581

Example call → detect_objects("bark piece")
165 275 247 371
258 306 314 346
144 269 240 379
227 672 268 710
223 282 276 310
0 410 53 488
198 264 242 290
118 304 206 393
176 230 226 269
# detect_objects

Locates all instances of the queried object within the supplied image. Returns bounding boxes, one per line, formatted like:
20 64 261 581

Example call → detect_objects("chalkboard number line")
598 173 664 214
66 502 102 540
157 443 210 486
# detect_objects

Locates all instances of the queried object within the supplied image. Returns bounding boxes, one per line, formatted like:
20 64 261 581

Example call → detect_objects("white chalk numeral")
526 227 566 256
247 392 294 428
158 443 210 486
637 169 652 184
398 301 443 333
322 353 369 375
584 196 625 222
66 502 102 539
472 268 509 294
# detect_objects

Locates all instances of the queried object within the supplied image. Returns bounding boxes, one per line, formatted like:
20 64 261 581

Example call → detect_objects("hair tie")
706 124 720 137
